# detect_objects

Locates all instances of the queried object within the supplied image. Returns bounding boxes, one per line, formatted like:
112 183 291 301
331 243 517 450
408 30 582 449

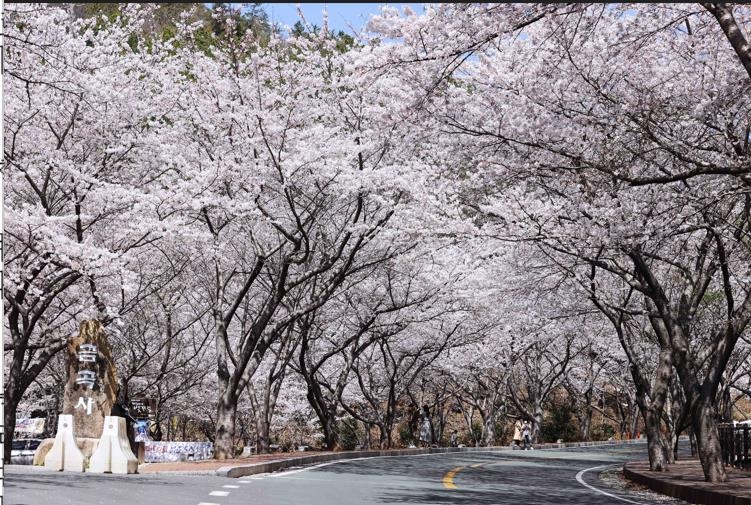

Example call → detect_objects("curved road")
5 443 682 505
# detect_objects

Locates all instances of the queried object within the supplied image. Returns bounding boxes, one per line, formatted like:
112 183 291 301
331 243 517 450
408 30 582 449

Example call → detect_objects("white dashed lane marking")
223 485 240 488
209 490 230 496
198 502 220 505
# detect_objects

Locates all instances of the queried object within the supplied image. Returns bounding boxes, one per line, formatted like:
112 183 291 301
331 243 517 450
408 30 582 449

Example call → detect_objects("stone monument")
40 320 119 468
61 319 118 438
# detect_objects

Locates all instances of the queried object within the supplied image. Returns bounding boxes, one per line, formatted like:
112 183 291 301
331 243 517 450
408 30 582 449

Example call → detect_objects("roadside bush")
398 424 415 447
540 403 578 443
471 422 483 446
339 418 361 450
591 423 616 441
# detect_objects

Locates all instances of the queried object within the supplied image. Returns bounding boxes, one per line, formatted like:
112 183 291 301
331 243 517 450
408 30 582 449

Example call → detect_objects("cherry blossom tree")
3 3 186 462
366 2 750 482
7 3 750 479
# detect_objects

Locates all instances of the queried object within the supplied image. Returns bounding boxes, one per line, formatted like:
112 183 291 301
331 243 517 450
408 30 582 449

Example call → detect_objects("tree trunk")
693 398 727 482
303 371 342 450
483 416 496 446
532 406 544 443
3 391 19 463
319 404 341 451
719 388 732 423
673 432 682 462
575 388 594 441
255 417 271 454
386 424 394 449
215 395 238 459
661 402 675 465
703 2 751 79
644 408 667 471
630 409 640 439
379 425 389 449
579 411 592 441
3 333 67 463
689 427 698 456
659 427 673 465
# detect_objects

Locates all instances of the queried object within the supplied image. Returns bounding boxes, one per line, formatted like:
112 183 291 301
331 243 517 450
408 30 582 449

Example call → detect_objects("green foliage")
398 424 415 446
701 290 724 304
74 2 353 66
291 21 308 38
338 417 361 450
495 421 507 444
127 32 139 53
209 3 271 45
471 422 483 443
334 32 356 53
540 403 579 443
591 423 616 441
77 3 123 26
73 3 272 57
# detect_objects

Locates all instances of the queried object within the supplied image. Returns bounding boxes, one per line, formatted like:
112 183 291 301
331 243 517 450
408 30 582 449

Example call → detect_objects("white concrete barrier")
89 416 138 474
44 414 86 472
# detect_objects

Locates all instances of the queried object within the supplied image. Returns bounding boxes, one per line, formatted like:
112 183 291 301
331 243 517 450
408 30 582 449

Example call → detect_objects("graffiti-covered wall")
144 441 214 462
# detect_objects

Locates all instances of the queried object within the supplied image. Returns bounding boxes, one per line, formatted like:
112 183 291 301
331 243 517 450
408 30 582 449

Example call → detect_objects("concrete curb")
623 461 751 505
216 439 647 478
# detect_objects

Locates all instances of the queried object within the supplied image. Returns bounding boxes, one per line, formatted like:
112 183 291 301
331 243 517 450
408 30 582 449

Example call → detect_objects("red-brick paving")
139 451 335 473
624 459 751 505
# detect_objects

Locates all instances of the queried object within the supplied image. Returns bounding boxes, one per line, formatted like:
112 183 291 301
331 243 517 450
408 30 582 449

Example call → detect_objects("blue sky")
262 3 423 34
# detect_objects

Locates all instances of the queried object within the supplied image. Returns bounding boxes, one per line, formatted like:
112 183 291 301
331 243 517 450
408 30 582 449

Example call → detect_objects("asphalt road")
4 443 681 505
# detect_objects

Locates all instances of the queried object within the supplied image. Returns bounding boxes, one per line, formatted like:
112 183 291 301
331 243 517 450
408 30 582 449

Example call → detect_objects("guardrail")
719 423 751 469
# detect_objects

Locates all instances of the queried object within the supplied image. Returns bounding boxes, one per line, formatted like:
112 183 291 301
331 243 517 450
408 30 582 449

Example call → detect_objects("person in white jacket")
418 405 433 447
512 420 523 449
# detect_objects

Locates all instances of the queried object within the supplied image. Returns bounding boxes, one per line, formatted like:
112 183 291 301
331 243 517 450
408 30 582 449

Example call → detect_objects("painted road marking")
223 484 240 488
442 466 464 489
198 503 220 505
238 480 252 483
209 491 230 497
248 445 647 481
252 450 516 480
269 465 333 477
443 462 487 488
575 464 645 504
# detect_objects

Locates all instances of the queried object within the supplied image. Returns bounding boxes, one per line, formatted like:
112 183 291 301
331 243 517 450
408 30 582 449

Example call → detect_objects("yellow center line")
442 466 464 489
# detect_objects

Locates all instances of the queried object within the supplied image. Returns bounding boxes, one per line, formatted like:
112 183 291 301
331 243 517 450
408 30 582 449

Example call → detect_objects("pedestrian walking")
418 405 433 447
512 419 523 449
522 420 532 450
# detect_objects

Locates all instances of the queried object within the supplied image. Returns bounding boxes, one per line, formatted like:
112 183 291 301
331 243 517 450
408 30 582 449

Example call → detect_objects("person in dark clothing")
111 384 137 452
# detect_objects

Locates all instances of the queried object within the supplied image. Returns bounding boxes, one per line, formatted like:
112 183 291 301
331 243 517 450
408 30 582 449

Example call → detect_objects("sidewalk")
624 459 751 505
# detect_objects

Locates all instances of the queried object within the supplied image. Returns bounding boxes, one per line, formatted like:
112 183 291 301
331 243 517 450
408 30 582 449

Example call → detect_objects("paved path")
5 443 678 505
625 458 751 505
